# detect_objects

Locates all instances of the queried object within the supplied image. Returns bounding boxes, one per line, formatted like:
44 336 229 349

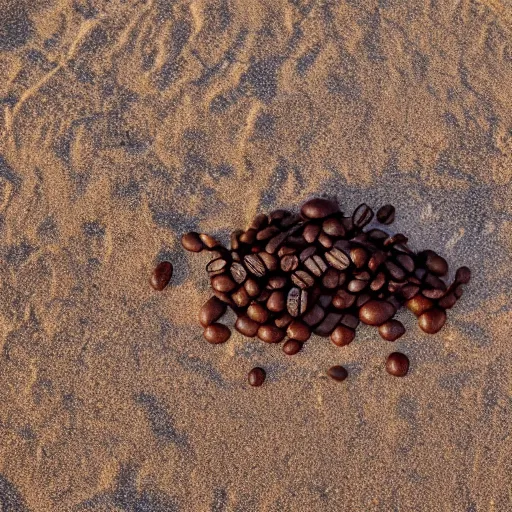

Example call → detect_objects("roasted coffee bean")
244 278 260 297
370 272 386 291
388 280 407 294
265 231 288 254
341 216 354 233
327 365 348 381
256 226 280 241
418 308 446 334
244 254 266 277
415 268 427 281
318 233 333 248
257 325 285 343
287 287 308 317
314 312 343 336
269 209 290 224
347 279 367 293
376 204 395 225
395 254 415 273
367 229 389 242
283 339 303 355
352 203 374 228
301 198 340 219
299 246 317 262
419 250 448 276
386 352 409 377
422 288 446 299
281 254 299 272
387 295 403 310
332 289 356 309
424 273 447 291
247 302 269 323
394 243 414 255
287 321 311 342
334 239 351 251
303 223 321 243
408 276 422 285
204 323 231 344
331 326 355 347
350 247 368 268
280 213 302 228
368 250 387 272
455 266 471 284
356 293 372 308
302 304 326 326
259 252 278 271
383 233 408 247
354 270 370 281
239 229 258 244
278 245 296 257
150 261 173 291
199 297 227 327
385 261 406 281
401 284 420 300
379 320 405 341
232 286 250 307
235 315 260 337
212 289 236 306
322 268 341 289
181 232 204 252
359 300 396 326
304 255 327 277
206 257 228 276
438 293 457 309
405 295 434 316
325 247 350 270
267 291 286 312
454 285 464 298
230 262 247 284
267 276 287 289
275 312 294 328
319 294 332 309
230 230 242 250
250 213 268 230
211 274 236 293
256 289 271 302
199 233 221 249
341 313 359 329
322 217 346 237
248 367 266 386
231 251 241 262
291 270 315 289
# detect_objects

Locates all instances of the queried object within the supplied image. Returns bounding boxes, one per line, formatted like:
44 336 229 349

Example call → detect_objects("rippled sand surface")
1 0 512 510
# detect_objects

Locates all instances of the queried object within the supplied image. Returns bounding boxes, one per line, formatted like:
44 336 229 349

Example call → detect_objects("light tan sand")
1 0 512 510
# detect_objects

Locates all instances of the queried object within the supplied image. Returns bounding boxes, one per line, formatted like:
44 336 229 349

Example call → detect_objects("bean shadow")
0 474 30 512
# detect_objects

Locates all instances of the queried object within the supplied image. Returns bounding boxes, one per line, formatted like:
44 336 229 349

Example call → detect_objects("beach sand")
1 0 512 510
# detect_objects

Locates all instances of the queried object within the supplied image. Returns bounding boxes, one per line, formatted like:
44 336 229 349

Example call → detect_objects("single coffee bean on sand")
150 261 173 291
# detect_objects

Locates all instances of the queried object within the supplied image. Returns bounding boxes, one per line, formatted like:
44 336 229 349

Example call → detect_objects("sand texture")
1 0 512 510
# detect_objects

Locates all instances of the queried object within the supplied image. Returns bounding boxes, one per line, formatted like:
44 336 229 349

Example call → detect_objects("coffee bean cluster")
182 198 471 384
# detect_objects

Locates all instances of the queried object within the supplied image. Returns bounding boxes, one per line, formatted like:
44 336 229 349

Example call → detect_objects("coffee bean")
235 315 260 337
376 204 395 225
327 365 348 381
318 233 333 248
438 293 457 309
301 198 340 219
322 267 341 289
304 255 327 276
203 323 231 344
231 251 241 262
256 289 271 302
408 276 422 285
299 246 316 262
387 295 403 310
354 270 371 281
422 288 446 299
259 252 278 271
415 268 427 281
319 294 332 309
199 233 221 249
331 326 355 347
206 257 228 276
244 278 260 297
265 231 288 254
244 254 266 276
378 320 405 341
347 279 366 293
281 254 299 272
352 203 374 229
247 302 269 323
383 233 408 247
230 262 247 284
350 233 372 245
212 289 236 306
256 226 280 241
405 295 434 316
199 296 227 327
283 339 303 355
232 286 250 307
418 308 446 334
385 261 406 281
395 254 415 273
325 247 350 270
287 287 308 317
287 320 311 342
257 325 285 343
275 312 294 328
303 223 321 243
181 232 204 252
314 312 343 336
368 250 387 272
370 272 386 291
332 289 356 309
280 213 302 228
341 313 359 329
278 246 296 258
269 209 290 224
367 229 389 242
250 213 268 230
385 352 409 377
248 367 266 387
455 266 471 284
356 293 372 308
322 217 346 237
211 274 236 293
239 229 258 244
420 250 448 276
291 270 315 289
359 300 396 326
150 261 173 291
401 284 420 300
267 291 286 312
302 304 325 326
454 285 464 299
341 216 354 233
388 280 407 294
267 276 287 289
350 247 368 268
424 273 447 291
230 230 242 250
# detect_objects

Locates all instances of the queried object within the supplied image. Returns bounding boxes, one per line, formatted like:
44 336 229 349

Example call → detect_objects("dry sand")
1 0 512 510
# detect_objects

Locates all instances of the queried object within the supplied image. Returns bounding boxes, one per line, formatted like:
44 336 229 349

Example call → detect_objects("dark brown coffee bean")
287 320 311 342
199 296 227 327
331 326 355 347
232 286 250 307
283 339 303 355
199 233 221 249
359 300 396 326
322 268 341 289
332 289 356 309
334 239 351 251
319 294 332 309
368 250 387 272
352 203 374 229
395 254 415 273
259 252 278 271
278 246 296 258
415 268 427 281
325 247 350 270
212 289 236 306
438 293 457 309
280 213 301 228
244 278 260 297
301 198 340 219
370 272 386 291
265 231 288 254
248 367 266 386
386 352 409 377
354 270 371 281
269 209 290 224
314 312 343 336
401 284 420 300
250 213 268 230
376 204 395 225
287 287 308 317
408 276 422 285
206 257 228 276
257 325 285 343
322 217 346 237
304 255 327 277
405 295 434 316
299 246 317 262
383 233 408 247
379 320 405 341
230 230 242 250
256 289 271 302
150 261 173 291
424 273 447 291
230 262 247 284
348 279 367 293
275 312 294 328
204 323 231 344
385 261 406 281
422 288 446 299
420 250 448 276
418 308 446 334
239 229 257 244
350 247 368 269
388 280 407 294
235 315 260 337
267 276 287 289
327 365 348 381
341 313 359 329
454 285 464 299
211 274 236 293
281 254 299 272
181 232 204 252
267 291 286 312
256 226 280 241
318 233 333 248
302 304 325 326
454 266 471 284
291 270 315 289
244 254 266 276
387 295 403 310
247 302 269 323
367 229 388 242
231 251 241 262
303 223 321 243
341 216 354 232
356 293 372 308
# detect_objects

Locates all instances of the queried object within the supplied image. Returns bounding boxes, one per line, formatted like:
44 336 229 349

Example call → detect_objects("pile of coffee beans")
182 198 471 384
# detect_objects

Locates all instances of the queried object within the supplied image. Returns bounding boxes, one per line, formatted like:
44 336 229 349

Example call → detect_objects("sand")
1 0 511 510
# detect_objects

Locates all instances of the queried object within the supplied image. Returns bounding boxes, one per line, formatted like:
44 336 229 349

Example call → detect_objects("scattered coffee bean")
370 272 386 291
331 326 355 346
376 204 395 225
283 339 303 355
438 292 457 309
383 233 408 247
250 213 268 230
401 284 420 300
352 203 374 228
232 286 250 307
269 209 289 224
204 323 231 344
418 308 446 334
206 257 228 276
367 229 388 242
259 252 278 271
239 229 258 244
150 261 173 291
265 231 288 254
359 300 396 326
248 367 266 387
405 295 434 316
356 293 372 308
256 226 280 241
420 250 448 276
235 315 260 337
455 266 471 284
267 291 286 313
454 285 464 299
244 278 260 297
422 288 446 299
267 276 287 289
318 294 332 309
301 198 340 219
325 247 350 270
322 217 346 237
230 262 247 284
212 289 236 306
322 267 341 289
247 302 269 323
304 255 327 276
281 254 299 272
287 287 308 317
341 313 359 329
181 232 204 252
395 254 415 273
257 325 285 343
278 245 296 258
199 233 221 249
368 250 387 272
379 320 405 341
386 352 409 377
244 254 266 276
302 304 325 326
275 312 294 328
199 296 227 327
318 232 333 248
292 270 315 289
327 365 348 381
303 223 321 243
286 320 311 342
314 312 343 336
332 289 356 309
211 274 236 293
348 279 368 293
350 247 368 268
385 261 406 281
